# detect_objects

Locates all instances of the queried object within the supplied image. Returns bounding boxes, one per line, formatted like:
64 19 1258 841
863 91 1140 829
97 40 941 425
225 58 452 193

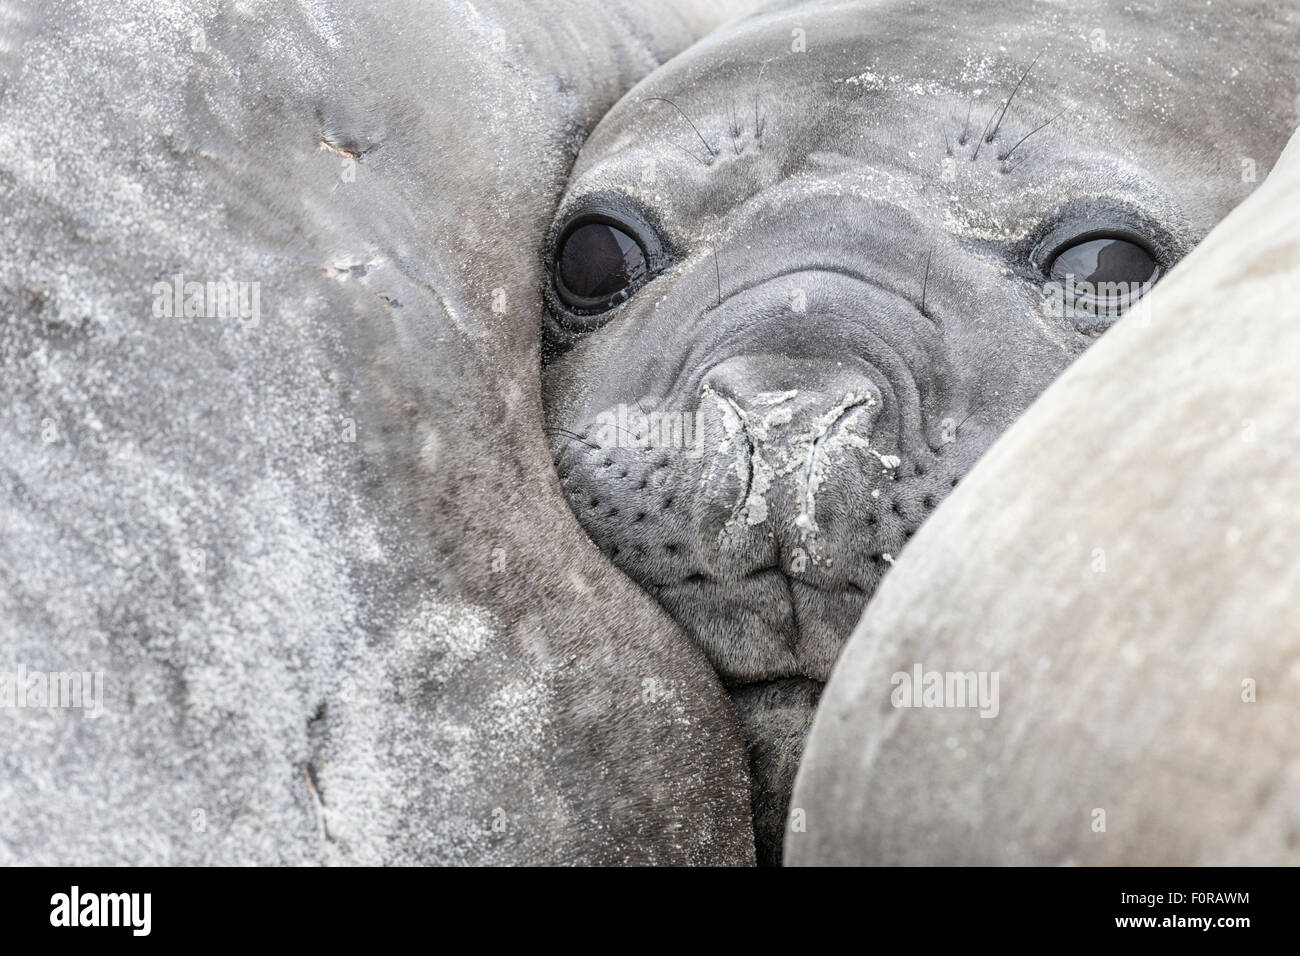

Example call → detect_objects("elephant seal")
788 125 1300 865
0 0 758 865
540 0 1300 863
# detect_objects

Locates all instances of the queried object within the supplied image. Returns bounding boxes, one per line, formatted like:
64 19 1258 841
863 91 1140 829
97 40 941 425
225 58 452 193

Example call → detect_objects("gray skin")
0 0 758 866
789 127 1300 865
541 0 1299 864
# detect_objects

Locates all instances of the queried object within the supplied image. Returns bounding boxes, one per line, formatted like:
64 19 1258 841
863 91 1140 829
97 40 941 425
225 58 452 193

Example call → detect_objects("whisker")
666 140 709 167
1006 146 1036 174
971 105 999 160
956 402 987 433
999 109 1064 161
544 427 600 451
957 346 1013 431
603 422 650 444
986 51 1043 143
644 96 718 157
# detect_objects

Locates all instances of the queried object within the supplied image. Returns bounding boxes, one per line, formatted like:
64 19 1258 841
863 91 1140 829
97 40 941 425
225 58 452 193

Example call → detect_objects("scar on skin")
319 139 363 161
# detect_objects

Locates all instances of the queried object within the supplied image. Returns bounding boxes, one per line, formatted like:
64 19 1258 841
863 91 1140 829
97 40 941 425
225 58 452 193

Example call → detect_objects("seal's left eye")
1048 236 1159 289
555 222 648 313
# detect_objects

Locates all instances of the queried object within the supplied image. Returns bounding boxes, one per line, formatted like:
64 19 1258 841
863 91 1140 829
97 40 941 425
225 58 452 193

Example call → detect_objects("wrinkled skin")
541 0 1298 863
0 0 761 867
789 128 1300 866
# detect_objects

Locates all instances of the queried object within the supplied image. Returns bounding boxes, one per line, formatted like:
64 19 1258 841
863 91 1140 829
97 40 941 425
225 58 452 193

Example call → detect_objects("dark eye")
1049 236 1159 287
1046 235 1161 326
554 221 648 313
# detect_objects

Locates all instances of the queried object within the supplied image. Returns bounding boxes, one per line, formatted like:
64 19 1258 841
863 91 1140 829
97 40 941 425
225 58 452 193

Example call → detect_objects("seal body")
0 0 759 866
541 0 1299 863
788 127 1300 866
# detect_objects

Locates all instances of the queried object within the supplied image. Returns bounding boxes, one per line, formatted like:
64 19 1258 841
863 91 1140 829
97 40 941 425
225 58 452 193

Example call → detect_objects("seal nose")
697 354 886 558
701 354 881 426
702 356 883 444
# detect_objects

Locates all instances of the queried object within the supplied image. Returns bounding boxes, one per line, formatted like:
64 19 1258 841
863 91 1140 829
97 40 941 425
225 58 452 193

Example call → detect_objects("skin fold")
789 127 1300 865
0 0 760 866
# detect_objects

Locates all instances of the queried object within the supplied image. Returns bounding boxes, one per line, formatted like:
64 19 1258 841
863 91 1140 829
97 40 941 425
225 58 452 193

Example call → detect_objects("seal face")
539 0 1290 863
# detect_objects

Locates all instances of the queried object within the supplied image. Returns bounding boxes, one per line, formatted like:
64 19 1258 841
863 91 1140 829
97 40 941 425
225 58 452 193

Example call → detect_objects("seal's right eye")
554 221 648 313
